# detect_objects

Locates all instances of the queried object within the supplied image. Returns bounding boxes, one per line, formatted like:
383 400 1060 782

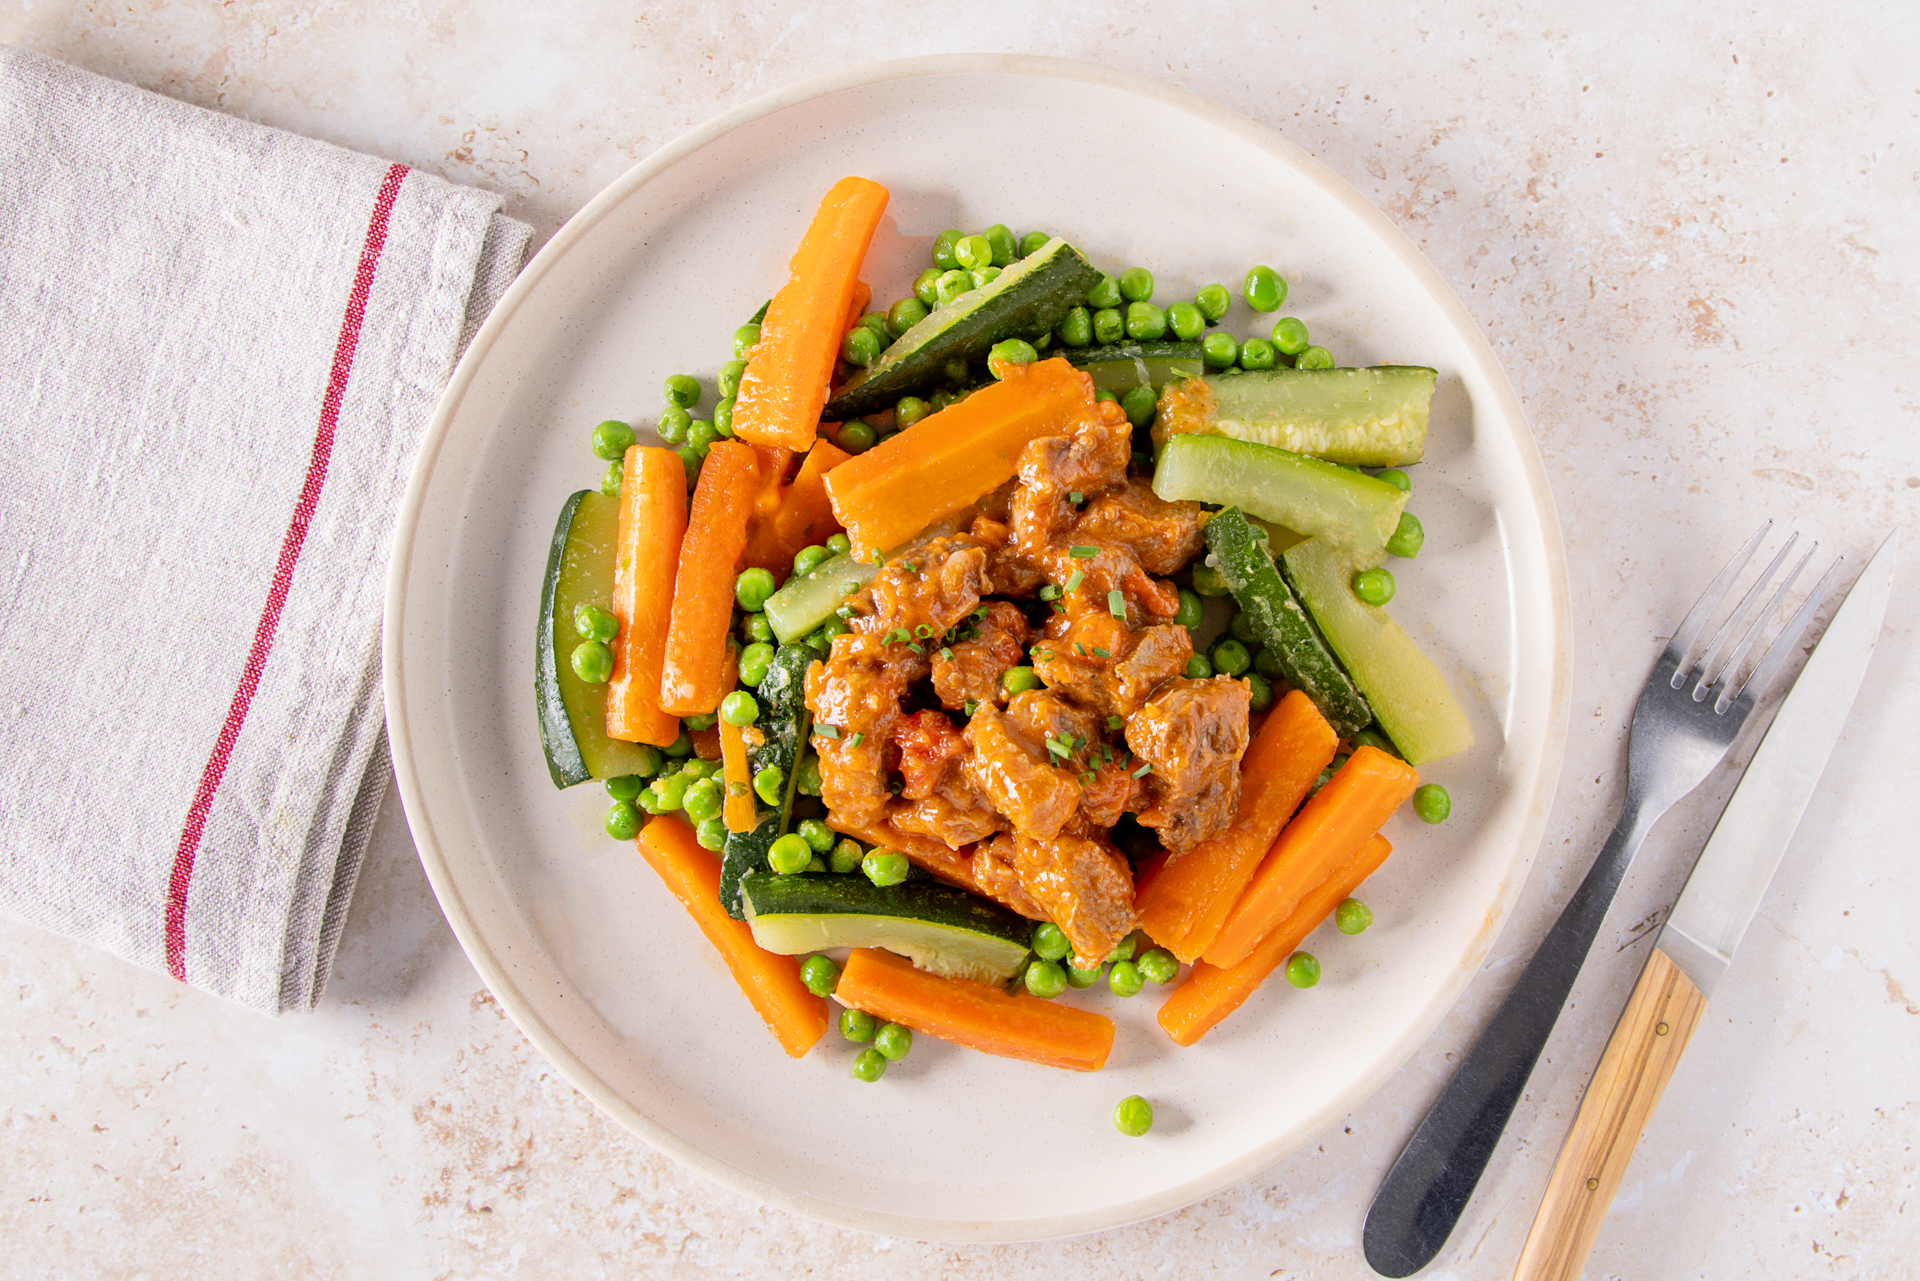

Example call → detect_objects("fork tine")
1690 532 1802 700
1667 521 1771 684
1719 552 1847 713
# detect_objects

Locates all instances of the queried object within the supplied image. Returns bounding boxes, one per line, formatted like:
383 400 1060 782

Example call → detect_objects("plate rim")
382 51 1572 1243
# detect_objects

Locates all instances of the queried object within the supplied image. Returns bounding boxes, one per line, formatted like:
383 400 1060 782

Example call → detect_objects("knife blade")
1510 529 1898 1281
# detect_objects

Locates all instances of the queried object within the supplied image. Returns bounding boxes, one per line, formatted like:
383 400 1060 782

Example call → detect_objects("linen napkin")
0 46 532 1014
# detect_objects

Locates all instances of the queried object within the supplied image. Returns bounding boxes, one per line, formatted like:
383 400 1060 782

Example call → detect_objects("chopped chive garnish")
1069 491 1083 504
1081 771 1096 785
1039 585 1060 601
964 699 978 716
817 724 841 740
907 642 923 654
939 646 953 661
843 581 859 593
902 562 919 574
1065 570 1085 592
1069 545 1097 558
915 623 935 638
870 549 884 565
1107 715 1123 731
1074 641 1087 656
848 732 864 747
1108 590 1126 619
1132 761 1153 778
974 606 988 620
1091 646 1110 658
1036 649 1054 662
1046 737 1070 759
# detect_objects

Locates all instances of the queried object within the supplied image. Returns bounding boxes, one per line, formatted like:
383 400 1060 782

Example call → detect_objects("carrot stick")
636 815 828 1057
824 357 1105 559
605 447 687 746
1158 833 1394 1047
1204 746 1419 968
719 717 756 833
731 177 890 453
835 947 1114 1071
660 440 760 716
740 438 850 574
1134 690 1338 962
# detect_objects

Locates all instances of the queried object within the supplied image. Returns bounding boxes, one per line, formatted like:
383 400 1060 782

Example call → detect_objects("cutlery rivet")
1656 1022 1670 1036
1585 1177 1599 1191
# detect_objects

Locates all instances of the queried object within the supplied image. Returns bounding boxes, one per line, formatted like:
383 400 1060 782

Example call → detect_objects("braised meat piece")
850 533 991 642
1125 675 1252 856
1074 480 1207 576
961 703 1081 842
1078 754 1143 829
1012 826 1138 965
972 833 1048 921
805 633 918 828
891 792 1005 849
931 600 1030 711
1005 687 1104 771
890 709 967 801
1107 624 1193 717
1030 613 1192 723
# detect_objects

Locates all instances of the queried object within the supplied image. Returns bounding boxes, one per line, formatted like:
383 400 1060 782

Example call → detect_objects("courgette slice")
763 550 880 645
823 236 1104 421
1203 507 1374 739
1058 341 1204 395
718 642 814 916
739 872 1033 984
1156 366 1438 467
536 490 664 787
1154 433 1407 565
1280 537 1475 765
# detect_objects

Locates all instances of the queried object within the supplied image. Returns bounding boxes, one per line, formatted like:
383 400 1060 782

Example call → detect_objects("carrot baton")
1134 689 1338 962
1205 745 1419 968
1158 832 1394 1047
731 176 890 454
660 439 761 716
636 815 828 1058
605 445 687 746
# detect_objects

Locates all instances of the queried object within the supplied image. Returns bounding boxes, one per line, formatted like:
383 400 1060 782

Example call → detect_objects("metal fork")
1362 522 1825 1278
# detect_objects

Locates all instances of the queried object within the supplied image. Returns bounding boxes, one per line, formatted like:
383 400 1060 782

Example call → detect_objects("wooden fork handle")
1512 946 1709 1281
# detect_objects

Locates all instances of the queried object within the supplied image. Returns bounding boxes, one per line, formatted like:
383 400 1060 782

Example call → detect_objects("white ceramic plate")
384 55 1569 1243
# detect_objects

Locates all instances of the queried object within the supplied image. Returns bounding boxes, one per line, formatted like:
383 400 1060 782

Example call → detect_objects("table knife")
1510 529 1898 1281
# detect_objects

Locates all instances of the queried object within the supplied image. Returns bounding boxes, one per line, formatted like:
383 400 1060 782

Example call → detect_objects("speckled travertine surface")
4 5 1918 1278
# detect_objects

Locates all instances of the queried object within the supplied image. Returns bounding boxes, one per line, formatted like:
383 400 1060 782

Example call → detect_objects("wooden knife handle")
1511 946 1708 1281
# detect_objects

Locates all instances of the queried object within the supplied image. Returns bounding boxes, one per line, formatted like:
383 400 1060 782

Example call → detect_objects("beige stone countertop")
5 5 1917 1278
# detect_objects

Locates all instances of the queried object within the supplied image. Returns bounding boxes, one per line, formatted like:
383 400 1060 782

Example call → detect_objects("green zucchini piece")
739 872 1033 983
1159 366 1438 467
1154 433 1407 565
823 236 1104 420
718 643 814 916
1280 537 1475 766
536 490 665 788
1058 341 1204 395
1203 507 1373 739
763 550 880 645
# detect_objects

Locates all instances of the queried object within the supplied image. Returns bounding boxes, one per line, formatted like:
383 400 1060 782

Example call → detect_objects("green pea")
970 223 1012 267
1119 384 1157 428
1018 230 1052 257
969 266 1001 292
719 691 759 727
669 441 696 480
591 419 636 462
826 532 852 557
799 955 840 997
1372 467 1412 494
740 612 775 645
1252 646 1286 680
649 770 688 811
894 396 931 430
1136 947 1178 985
1353 727 1399 756
934 269 971 306
752 765 785 806
1207 638 1249 678
1172 588 1205 630
1245 672 1274 714
795 752 824 797
1243 265 1288 313
1000 665 1042 695
793 543 832 577
732 324 762 359
1024 958 1067 999
886 296 929 338
656 405 691 444
1166 300 1205 341
686 419 719 452
842 324 884 367
1183 652 1213 680
1086 273 1122 310
1285 951 1321 988
1092 307 1125 345
1031 922 1072 961
1113 1095 1154 1137
605 773 646 801
989 338 1037 370
662 728 694 758
1107 959 1144 997
734 566 777 613
931 228 963 270
1065 960 1103 989
840 1007 877 1042
573 602 617 643
599 460 623 496
664 374 701 408
683 711 719 732
1386 512 1425 559
635 788 664 816
1335 899 1374 935
1201 330 1239 370
835 419 877 453
1056 305 1094 347
570 640 613 683
1107 933 1138 964
768 832 811 875
1414 783 1452 824
680 776 722 823
862 848 910 887
695 816 727 852
602 800 640 841
1227 610 1258 644
718 359 748 398
1238 338 1277 371
1094 389 1119 405
1112 266 1150 302
1124 301 1167 341
851 1047 887 1082
1193 283 1231 322
954 233 993 271
737 641 775 688
1296 345 1335 370
795 818 835 853
829 837 864 874
873 1022 913 1061
854 311 889 339
1352 567 1396 606
1256 319 1304 359
1190 563 1230 598
913 266 943 306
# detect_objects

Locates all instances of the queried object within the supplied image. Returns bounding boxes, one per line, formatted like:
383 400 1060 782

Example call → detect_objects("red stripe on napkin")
165 163 410 983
